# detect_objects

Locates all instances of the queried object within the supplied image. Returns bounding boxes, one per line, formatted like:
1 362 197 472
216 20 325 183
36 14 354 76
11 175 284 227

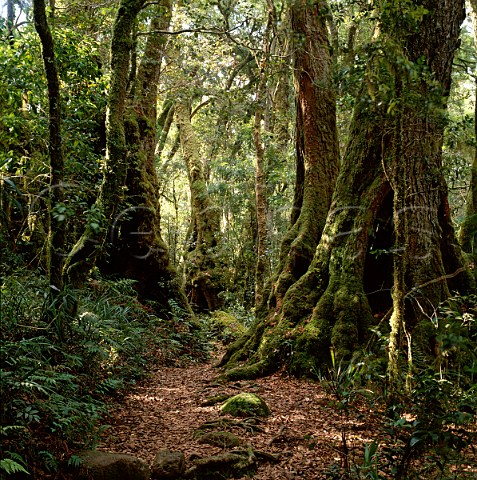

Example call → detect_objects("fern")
0 456 29 475
67 455 83 469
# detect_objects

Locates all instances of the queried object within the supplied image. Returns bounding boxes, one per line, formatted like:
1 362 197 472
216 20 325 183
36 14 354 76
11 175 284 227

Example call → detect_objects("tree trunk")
268 0 340 310
33 0 66 296
101 0 191 316
63 0 146 292
175 100 223 312
220 0 473 380
459 0 477 259
7 0 15 42
253 1 274 310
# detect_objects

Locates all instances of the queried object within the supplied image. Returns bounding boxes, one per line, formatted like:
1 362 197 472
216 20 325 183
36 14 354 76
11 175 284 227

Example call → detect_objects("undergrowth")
323 293 477 479
0 270 207 478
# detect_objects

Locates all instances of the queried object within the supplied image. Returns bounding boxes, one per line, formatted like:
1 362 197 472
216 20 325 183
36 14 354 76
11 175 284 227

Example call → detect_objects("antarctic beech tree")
459 0 477 260
63 0 145 289
63 0 190 316
265 0 340 312
221 0 473 379
102 0 191 315
175 100 223 312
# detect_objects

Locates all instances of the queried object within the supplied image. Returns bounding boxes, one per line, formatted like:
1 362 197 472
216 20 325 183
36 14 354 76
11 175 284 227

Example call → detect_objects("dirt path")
99 349 380 479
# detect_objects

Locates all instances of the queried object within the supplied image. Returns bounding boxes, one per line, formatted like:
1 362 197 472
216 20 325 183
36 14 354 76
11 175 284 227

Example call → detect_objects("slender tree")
175 99 223 311
459 0 477 259
253 0 275 309
33 0 66 297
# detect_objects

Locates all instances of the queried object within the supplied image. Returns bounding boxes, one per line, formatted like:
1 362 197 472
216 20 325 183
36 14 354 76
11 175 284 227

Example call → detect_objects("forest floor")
98 345 384 479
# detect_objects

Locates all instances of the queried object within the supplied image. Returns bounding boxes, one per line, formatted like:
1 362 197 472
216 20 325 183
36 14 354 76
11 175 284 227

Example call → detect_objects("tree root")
196 417 264 434
184 443 279 479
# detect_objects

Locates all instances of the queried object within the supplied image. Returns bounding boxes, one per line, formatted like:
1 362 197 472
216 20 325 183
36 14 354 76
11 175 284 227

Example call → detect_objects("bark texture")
103 0 191 315
33 0 65 293
175 100 223 312
221 0 473 379
267 0 340 311
393 0 472 319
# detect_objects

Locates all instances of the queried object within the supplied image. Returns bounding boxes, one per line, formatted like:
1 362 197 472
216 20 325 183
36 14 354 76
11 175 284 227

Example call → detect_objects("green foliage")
0 453 30 476
0 23 106 267
0 271 208 477
320 350 376 478
323 295 477 479
201 310 248 344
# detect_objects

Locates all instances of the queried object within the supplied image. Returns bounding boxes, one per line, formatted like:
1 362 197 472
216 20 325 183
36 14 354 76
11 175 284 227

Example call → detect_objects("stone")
183 450 256 480
197 431 240 448
220 393 270 417
151 449 186 479
77 450 150 480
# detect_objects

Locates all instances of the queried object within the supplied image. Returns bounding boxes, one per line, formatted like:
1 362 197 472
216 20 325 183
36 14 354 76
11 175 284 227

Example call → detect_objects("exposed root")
196 417 264 434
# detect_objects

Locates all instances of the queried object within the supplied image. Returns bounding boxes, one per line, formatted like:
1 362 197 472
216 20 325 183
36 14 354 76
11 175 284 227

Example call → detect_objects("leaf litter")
98 347 384 479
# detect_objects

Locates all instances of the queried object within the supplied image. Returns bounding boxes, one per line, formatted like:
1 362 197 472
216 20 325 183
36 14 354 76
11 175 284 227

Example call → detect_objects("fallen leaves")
98 348 384 479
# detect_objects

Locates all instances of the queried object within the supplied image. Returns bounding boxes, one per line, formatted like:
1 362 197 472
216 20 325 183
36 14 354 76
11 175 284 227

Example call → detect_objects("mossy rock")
184 448 256 479
209 311 248 344
220 393 270 417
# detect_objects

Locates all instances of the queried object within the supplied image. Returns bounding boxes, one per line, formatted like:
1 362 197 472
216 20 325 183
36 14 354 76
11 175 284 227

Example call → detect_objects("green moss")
222 359 272 381
210 311 248 344
220 392 270 417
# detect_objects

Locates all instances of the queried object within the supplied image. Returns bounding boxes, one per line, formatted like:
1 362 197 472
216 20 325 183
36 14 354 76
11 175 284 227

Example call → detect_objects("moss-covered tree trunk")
101 0 191 315
459 0 477 259
62 0 145 291
175 100 223 312
33 0 66 295
220 0 473 380
266 0 340 311
396 0 473 316
62 0 190 316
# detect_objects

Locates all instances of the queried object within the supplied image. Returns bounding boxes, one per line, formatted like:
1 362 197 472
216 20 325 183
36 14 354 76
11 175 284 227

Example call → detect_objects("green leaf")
409 436 421 448
0 458 30 475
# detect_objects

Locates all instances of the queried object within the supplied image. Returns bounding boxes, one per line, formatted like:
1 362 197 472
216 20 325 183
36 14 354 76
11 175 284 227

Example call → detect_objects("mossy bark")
102 0 191 315
221 90 390 377
221 0 473 379
175 100 223 312
62 0 190 316
62 0 146 291
392 0 474 321
33 0 65 292
267 0 340 311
